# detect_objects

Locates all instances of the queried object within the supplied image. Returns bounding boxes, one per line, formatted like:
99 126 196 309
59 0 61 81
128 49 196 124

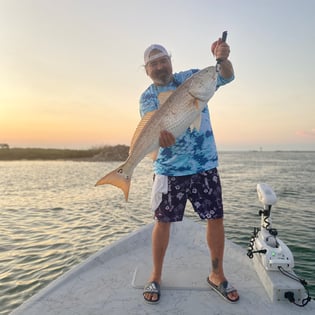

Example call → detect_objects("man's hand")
211 38 230 62
159 130 175 148
211 38 234 79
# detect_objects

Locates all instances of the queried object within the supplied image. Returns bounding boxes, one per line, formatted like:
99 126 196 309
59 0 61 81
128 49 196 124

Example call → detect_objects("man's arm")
211 39 234 79
218 59 234 79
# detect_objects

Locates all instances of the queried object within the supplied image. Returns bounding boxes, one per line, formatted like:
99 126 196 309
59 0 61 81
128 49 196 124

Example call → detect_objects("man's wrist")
219 58 229 65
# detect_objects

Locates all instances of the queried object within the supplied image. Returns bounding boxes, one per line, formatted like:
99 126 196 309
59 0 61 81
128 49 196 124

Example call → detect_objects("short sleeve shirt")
139 69 234 176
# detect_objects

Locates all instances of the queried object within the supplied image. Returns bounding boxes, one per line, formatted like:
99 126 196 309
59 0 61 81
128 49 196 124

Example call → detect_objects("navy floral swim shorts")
153 168 223 222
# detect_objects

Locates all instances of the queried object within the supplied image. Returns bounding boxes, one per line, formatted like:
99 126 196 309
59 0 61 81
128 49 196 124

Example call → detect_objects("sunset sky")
1 0 314 151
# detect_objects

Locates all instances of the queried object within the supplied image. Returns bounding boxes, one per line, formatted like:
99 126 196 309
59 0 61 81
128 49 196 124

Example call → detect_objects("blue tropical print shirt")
139 69 234 176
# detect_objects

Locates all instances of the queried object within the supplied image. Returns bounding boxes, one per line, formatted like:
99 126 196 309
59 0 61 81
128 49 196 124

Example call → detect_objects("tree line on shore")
0 145 129 161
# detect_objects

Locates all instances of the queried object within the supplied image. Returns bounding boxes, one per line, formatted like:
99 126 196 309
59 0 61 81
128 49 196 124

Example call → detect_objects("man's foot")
143 281 161 304
207 277 239 303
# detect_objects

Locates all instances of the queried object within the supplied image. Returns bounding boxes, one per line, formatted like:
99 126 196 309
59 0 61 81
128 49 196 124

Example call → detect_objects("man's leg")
207 218 239 301
144 221 171 302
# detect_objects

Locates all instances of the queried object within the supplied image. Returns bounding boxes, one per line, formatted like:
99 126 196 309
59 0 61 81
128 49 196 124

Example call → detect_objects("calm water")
0 151 314 314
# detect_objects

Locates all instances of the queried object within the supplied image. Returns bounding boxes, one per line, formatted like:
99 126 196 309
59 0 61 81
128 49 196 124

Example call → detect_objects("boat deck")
11 219 314 315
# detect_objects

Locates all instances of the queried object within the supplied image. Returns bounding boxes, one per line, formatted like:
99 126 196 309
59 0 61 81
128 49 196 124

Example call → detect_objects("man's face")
145 51 173 86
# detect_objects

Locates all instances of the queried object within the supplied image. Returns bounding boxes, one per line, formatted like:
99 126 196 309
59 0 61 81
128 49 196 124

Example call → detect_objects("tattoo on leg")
212 258 219 273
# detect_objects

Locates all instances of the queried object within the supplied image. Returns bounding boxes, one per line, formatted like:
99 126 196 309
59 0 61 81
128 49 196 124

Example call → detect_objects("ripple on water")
0 154 314 315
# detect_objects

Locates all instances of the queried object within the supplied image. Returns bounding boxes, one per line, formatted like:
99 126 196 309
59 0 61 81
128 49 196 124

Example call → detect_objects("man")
140 38 239 304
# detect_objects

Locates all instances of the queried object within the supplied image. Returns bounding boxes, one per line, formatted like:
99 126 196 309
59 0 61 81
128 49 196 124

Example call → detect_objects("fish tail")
95 163 132 201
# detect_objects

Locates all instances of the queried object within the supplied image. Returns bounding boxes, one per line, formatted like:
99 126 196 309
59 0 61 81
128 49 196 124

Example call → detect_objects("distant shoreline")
0 146 314 161
0 145 129 161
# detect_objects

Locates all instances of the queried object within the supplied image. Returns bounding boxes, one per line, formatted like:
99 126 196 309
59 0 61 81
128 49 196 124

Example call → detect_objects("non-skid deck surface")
132 265 211 290
11 219 315 315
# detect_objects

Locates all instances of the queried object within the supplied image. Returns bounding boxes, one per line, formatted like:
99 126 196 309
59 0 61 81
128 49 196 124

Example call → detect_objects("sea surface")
0 151 314 314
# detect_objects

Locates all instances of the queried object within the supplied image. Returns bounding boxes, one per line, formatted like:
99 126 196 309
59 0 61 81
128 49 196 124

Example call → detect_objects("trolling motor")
247 183 311 306
247 183 294 270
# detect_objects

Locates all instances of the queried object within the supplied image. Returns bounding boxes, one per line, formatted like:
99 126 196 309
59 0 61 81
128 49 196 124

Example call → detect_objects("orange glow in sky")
1 1 314 151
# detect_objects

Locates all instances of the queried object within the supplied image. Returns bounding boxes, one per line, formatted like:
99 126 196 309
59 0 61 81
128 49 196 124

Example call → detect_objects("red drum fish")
95 66 218 201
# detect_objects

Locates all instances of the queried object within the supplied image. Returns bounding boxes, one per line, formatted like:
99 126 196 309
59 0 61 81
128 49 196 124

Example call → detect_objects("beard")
152 70 173 86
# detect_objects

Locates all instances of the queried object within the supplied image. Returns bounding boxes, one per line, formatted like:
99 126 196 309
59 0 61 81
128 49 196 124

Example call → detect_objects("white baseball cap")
144 44 170 65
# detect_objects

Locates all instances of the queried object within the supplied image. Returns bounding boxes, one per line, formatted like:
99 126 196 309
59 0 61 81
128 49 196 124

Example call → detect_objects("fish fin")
158 91 174 105
129 111 156 154
147 149 159 161
95 163 132 201
189 113 202 131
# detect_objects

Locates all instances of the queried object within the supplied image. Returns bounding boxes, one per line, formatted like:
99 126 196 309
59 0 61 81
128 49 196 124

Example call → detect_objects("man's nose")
156 61 164 69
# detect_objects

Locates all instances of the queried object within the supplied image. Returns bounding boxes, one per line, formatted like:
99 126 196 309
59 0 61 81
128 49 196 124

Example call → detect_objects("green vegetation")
0 145 129 161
